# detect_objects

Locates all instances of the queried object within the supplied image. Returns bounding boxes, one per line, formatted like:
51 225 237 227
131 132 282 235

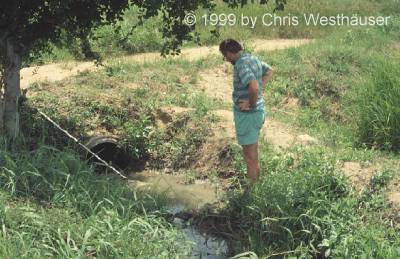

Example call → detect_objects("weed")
184 170 197 185
122 112 153 159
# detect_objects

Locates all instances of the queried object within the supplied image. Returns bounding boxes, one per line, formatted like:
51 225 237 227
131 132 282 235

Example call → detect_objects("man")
219 39 273 184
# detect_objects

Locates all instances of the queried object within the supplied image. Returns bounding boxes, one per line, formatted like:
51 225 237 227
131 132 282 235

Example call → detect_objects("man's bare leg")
242 141 260 184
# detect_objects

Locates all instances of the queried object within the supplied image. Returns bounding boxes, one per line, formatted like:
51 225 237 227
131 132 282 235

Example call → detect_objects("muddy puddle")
128 171 223 209
128 171 229 258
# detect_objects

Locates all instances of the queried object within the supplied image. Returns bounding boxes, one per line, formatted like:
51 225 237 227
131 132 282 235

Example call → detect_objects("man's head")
219 39 243 65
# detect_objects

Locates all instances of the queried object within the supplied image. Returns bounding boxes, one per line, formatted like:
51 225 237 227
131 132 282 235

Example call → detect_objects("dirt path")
21 39 310 89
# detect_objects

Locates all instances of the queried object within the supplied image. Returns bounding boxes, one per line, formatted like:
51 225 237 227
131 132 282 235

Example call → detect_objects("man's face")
223 51 236 65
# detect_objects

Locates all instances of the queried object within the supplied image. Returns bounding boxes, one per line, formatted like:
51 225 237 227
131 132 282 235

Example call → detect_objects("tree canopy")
0 0 285 136
0 0 285 56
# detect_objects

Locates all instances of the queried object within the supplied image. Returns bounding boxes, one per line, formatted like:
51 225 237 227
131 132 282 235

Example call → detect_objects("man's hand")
240 69 273 112
239 100 251 111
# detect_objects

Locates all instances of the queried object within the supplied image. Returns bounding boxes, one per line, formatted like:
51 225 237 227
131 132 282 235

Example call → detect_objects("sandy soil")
340 161 375 192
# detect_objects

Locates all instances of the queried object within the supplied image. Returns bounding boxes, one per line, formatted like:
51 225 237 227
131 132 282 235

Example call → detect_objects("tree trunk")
0 96 4 134
0 36 5 133
1 37 21 138
0 66 4 133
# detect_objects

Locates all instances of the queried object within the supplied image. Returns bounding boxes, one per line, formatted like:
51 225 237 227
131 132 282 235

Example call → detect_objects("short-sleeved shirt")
233 52 271 112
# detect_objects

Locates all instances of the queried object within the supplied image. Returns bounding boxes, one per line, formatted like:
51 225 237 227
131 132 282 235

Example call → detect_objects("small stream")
128 171 229 258
168 204 228 258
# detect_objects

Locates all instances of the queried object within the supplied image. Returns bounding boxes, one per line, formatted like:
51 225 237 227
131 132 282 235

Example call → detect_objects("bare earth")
340 161 375 192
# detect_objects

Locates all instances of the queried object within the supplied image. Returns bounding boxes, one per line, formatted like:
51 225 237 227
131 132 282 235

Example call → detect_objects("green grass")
89 5 165 57
27 57 221 167
0 137 192 258
225 146 400 257
213 16 400 256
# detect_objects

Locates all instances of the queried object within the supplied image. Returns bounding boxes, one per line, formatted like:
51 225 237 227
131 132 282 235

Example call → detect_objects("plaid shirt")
233 52 271 112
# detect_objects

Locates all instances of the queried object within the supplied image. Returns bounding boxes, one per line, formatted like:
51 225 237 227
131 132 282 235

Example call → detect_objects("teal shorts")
233 109 265 146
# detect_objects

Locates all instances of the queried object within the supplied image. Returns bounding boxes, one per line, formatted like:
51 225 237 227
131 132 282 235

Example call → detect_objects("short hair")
219 39 243 55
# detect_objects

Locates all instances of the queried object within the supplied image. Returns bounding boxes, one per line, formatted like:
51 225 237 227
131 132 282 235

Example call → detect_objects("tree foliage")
0 0 215 57
0 0 285 136
0 0 285 57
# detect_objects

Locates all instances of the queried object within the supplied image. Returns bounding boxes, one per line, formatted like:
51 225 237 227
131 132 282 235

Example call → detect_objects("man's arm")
250 67 274 107
248 80 259 108
240 68 273 111
239 80 258 111
262 68 273 86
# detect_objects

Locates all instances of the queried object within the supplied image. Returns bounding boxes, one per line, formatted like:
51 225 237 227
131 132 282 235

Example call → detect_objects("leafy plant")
122 113 153 159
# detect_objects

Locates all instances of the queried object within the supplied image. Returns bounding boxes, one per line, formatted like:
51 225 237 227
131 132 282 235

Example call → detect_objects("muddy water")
128 171 223 209
128 171 228 258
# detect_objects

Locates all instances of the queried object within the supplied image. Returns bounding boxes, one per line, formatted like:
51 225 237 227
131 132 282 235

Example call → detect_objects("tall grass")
226 146 400 257
356 58 400 152
90 5 164 57
0 138 192 257
14 4 400 257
